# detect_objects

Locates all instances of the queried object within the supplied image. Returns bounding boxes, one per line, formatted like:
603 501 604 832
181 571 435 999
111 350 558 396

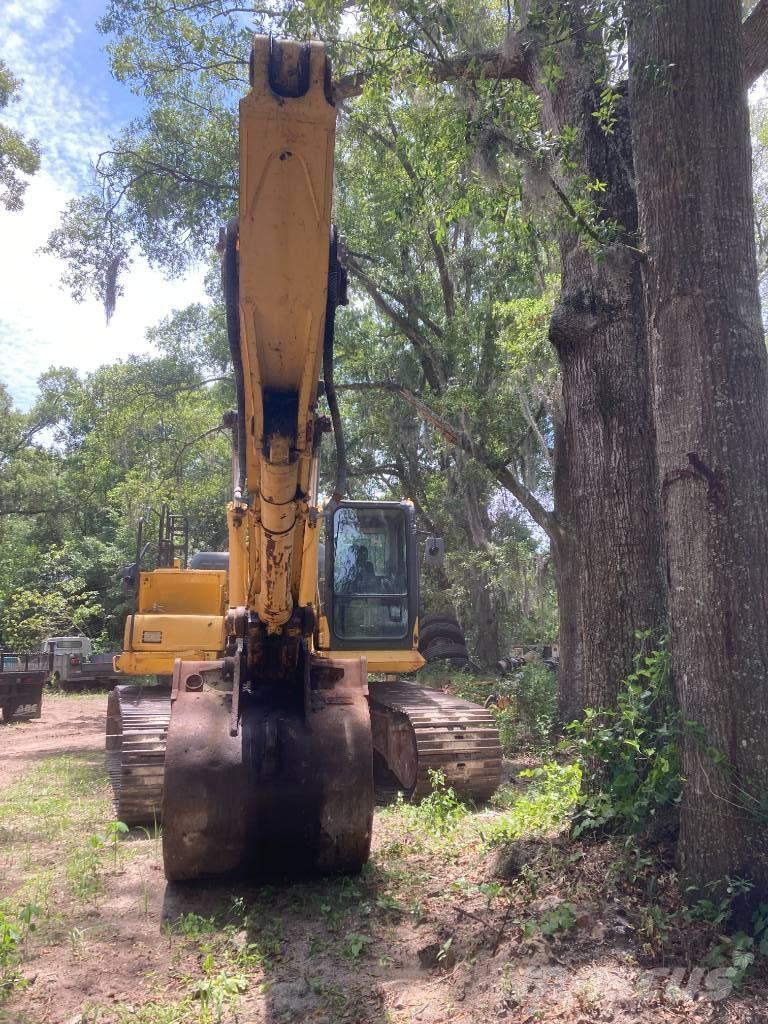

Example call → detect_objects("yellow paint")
114 650 221 675
136 568 226 615
123 614 225 652
317 649 426 674
116 40 426 687
234 38 336 631
227 502 249 607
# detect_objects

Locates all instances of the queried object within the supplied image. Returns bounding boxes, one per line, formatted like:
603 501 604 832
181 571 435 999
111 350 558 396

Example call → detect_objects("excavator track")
106 685 171 826
368 680 502 803
106 680 502 827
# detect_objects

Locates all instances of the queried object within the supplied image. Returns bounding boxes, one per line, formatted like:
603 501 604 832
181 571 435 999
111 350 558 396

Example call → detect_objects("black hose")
323 227 348 497
223 217 247 497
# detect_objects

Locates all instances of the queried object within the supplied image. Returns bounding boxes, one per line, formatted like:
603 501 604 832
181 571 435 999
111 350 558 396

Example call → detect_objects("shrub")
568 637 682 838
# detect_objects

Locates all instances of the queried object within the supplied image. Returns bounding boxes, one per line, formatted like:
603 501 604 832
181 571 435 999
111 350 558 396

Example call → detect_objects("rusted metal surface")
106 685 172 824
103 672 501 851
369 680 502 803
162 656 373 882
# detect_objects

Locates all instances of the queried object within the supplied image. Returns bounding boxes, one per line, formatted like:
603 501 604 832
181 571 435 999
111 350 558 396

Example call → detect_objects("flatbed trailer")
0 651 51 722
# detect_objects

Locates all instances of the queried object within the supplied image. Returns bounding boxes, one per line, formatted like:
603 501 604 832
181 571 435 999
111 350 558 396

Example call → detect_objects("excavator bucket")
162 658 373 882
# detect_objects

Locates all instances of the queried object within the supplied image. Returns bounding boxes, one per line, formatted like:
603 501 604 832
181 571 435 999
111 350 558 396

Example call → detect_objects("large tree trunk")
552 403 583 722
629 0 768 901
525 17 666 712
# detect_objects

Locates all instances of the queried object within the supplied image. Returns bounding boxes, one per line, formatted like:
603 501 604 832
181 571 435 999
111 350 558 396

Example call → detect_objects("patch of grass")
383 769 469 840
482 762 581 845
0 755 113 919
65 843 104 901
308 977 353 1017
45 687 111 699
112 1000 193 1023
0 754 110 843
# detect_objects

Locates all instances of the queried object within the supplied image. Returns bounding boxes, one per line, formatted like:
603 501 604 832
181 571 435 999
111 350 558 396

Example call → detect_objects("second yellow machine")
107 37 501 882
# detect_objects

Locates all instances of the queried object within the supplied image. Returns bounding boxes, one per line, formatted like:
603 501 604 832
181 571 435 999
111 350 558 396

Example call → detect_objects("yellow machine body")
115 569 227 674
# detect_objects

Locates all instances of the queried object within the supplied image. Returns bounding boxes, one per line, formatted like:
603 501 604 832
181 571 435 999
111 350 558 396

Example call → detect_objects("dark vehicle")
0 651 51 721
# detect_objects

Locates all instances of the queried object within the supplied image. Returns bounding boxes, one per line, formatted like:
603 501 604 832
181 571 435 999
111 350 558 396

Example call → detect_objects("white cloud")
0 0 209 409
0 173 205 409
1 0 109 189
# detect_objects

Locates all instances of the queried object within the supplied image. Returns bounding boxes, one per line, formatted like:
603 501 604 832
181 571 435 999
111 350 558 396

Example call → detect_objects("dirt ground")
0 696 107 791
1 696 767 1024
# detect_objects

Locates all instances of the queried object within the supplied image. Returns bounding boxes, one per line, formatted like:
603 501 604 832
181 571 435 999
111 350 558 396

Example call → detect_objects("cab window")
331 507 408 642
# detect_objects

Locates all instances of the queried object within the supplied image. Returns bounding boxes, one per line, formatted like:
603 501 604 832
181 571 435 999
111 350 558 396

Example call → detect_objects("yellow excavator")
106 37 501 882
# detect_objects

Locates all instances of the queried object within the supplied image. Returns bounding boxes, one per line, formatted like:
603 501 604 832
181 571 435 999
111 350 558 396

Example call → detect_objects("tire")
419 612 461 631
423 640 470 663
418 622 466 651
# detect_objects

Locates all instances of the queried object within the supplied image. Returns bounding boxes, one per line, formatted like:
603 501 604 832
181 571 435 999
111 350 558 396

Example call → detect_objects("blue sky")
0 0 204 409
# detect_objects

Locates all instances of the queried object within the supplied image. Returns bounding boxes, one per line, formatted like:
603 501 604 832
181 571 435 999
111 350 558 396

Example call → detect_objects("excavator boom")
159 38 373 882
232 39 335 627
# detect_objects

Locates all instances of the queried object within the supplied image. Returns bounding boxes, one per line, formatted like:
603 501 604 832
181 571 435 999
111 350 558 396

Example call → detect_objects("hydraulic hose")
223 217 248 499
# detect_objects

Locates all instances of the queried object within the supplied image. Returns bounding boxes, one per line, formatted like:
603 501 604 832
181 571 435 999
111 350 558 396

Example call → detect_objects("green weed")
177 913 219 938
395 769 469 837
0 903 39 1000
113 1000 192 1023
568 635 681 837
342 932 372 960
190 971 247 1023
308 978 351 1016
483 762 581 844
537 902 577 936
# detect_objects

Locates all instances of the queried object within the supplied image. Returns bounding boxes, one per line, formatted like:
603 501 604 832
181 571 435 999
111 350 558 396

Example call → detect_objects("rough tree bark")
551 406 583 722
630 0 768 900
520 6 666 712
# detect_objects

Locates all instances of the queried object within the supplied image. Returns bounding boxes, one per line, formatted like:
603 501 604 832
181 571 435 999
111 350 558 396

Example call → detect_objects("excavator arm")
226 38 338 632
157 38 374 882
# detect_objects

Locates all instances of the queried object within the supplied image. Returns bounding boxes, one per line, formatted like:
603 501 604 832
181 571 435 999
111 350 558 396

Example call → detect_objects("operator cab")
324 500 419 649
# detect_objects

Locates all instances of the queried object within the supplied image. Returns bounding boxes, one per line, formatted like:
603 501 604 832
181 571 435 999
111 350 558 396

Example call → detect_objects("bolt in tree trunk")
630 0 768 901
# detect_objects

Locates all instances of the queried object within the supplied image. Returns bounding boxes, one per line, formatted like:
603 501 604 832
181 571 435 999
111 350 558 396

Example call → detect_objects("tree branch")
346 258 446 389
744 0 768 88
516 388 553 468
332 31 535 101
337 381 560 544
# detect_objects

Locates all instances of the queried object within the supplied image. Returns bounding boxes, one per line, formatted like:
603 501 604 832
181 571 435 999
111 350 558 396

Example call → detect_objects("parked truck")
0 651 51 722
45 636 122 691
